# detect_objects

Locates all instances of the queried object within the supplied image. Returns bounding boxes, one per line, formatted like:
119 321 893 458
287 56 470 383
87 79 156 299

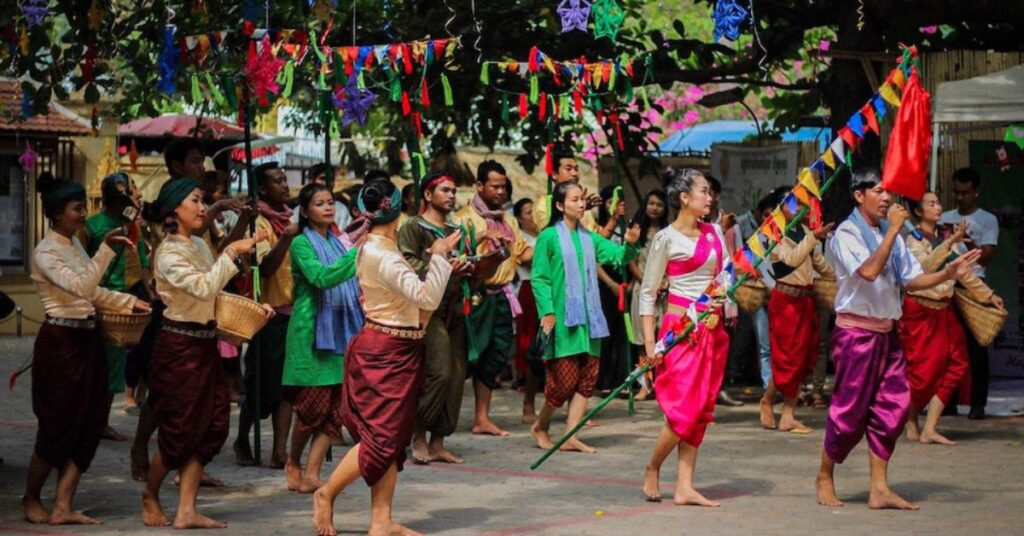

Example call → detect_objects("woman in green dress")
530 181 641 454
283 183 363 494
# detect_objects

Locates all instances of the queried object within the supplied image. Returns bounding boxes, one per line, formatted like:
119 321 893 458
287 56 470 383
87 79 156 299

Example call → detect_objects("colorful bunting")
798 168 821 198
830 138 847 164
848 113 865 138
880 83 901 107
746 235 765 259
861 103 879 134
733 247 757 276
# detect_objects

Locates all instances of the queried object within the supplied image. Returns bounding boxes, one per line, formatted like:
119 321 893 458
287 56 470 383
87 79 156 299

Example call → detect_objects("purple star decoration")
712 0 749 42
558 0 591 33
20 0 49 27
336 78 377 128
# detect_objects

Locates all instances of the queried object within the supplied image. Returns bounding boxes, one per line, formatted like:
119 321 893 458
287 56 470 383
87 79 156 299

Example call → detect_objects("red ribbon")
420 78 431 108
401 91 411 116
518 93 528 120
538 91 548 120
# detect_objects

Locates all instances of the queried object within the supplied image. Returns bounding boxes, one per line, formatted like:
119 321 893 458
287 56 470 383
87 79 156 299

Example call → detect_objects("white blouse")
31 232 136 319
357 233 453 328
154 234 239 323
639 225 724 316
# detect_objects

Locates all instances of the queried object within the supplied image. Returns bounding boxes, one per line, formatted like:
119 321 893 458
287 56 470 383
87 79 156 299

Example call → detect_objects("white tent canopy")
933 64 1024 123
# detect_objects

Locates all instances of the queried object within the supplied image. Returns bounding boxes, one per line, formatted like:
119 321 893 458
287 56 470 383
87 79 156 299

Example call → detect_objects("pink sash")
665 223 722 277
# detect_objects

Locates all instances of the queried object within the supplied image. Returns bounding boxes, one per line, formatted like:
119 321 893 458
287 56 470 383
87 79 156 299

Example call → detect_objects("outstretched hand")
944 248 982 280
813 222 836 240
104 227 136 251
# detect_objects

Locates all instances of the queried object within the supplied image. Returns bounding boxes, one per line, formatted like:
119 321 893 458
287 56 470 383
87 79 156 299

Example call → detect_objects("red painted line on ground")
476 503 673 536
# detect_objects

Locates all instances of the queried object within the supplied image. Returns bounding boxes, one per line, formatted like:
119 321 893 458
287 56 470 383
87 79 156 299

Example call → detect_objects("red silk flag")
882 67 931 201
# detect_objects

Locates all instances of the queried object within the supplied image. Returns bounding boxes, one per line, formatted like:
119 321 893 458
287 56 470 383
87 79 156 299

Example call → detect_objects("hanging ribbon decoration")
157 25 179 95
557 0 591 33
711 0 748 42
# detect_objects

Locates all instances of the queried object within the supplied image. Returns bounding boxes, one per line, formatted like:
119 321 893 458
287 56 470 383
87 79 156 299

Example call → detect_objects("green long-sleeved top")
283 233 359 386
531 224 638 360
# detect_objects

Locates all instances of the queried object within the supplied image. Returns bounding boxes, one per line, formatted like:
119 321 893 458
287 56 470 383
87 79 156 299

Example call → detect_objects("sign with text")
710 144 800 214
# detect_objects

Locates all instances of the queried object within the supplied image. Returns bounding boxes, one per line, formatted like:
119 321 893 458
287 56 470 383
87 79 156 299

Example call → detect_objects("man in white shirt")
816 168 980 511
939 167 999 419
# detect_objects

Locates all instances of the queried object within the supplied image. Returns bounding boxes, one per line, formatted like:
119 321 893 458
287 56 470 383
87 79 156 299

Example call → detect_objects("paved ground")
1 335 1023 535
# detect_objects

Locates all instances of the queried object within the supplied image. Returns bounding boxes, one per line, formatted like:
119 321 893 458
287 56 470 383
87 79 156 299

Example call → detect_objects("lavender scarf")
303 227 364 354
555 220 608 338
848 207 904 285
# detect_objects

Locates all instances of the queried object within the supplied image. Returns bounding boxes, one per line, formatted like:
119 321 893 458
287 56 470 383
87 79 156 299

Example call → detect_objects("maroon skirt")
342 328 425 486
148 320 229 469
31 322 108 472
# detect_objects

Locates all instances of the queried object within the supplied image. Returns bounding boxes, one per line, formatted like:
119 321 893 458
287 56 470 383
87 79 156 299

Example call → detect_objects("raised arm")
290 235 358 290
157 244 239 301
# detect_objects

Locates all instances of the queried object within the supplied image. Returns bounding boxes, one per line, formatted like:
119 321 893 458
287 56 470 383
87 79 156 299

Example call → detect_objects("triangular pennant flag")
733 248 757 276
799 168 821 198
848 113 865 138
685 304 699 324
821 149 836 170
830 138 847 164
759 218 781 242
872 94 887 121
880 83 901 107
838 126 858 149
861 103 880 134
891 67 906 89
784 192 799 214
771 208 787 234
792 183 812 206
807 196 823 230
747 235 765 259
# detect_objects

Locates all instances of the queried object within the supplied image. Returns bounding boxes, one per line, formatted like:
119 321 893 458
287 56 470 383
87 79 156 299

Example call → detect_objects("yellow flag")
747 235 765 259
880 83 901 107
799 168 821 198
772 208 787 231
593 63 604 87
821 150 836 170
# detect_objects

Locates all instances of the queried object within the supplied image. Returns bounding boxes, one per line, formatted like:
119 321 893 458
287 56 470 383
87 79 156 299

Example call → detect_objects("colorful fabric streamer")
157 26 179 95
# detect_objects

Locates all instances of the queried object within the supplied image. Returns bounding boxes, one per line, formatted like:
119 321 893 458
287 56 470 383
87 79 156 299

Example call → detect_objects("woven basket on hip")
97 311 152 346
813 276 838 312
215 292 270 346
953 289 1007 346
734 280 769 314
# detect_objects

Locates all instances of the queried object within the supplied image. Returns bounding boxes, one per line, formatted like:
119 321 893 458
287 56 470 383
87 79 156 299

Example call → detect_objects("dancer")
313 180 460 536
639 169 729 506
140 177 267 529
759 204 836 433
816 169 980 510
79 172 151 438
283 182 364 492
900 191 1003 444
235 162 298 468
24 174 148 525
627 190 669 400
512 197 542 423
455 161 533 437
530 181 640 454
398 172 472 464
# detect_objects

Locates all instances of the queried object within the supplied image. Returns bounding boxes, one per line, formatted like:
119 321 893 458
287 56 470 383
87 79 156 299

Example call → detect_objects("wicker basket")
813 276 838 312
97 311 152 346
734 280 769 314
215 292 270 346
954 289 1007 346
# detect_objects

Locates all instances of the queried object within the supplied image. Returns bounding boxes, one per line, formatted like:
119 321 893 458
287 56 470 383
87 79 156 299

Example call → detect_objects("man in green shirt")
80 172 150 441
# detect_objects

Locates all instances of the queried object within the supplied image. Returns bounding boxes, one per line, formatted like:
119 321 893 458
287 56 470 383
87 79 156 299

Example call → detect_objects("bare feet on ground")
173 510 228 529
233 440 257 467
559 436 597 453
101 425 128 442
411 441 433 465
868 488 919 510
432 447 464 464
297 475 325 494
642 466 662 502
22 495 48 524
672 488 720 507
141 490 170 527
472 419 510 437
778 417 812 433
521 409 538 425
368 522 424 536
918 430 956 446
759 398 776 430
48 506 103 525
905 420 921 441
530 423 553 450
267 454 287 469
816 475 844 507
285 461 302 491
174 472 224 488
313 488 336 536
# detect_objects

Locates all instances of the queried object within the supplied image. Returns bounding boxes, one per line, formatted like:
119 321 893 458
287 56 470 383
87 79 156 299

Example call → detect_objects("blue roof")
657 120 829 153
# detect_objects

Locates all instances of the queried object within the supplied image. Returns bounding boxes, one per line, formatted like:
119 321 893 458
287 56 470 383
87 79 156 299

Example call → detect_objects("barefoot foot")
471 420 510 437
521 409 538 425
905 420 921 442
142 490 170 527
918 430 956 446
530 424 553 450
285 460 302 491
759 398 776 430
313 488 336 536
868 488 920 510
368 522 423 536
642 466 661 502
816 475 844 507
48 506 103 525
233 440 257 467
410 441 434 465
297 475 325 494
778 417 812 434
432 447 464 464
22 495 49 524
268 454 287 470
672 489 720 507
559 436 597 454
173 510 228 529
101 425 128 442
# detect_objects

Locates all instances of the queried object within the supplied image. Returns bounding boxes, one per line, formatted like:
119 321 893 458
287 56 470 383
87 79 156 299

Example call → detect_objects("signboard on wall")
969 140 1024 378
0 158 27 266
710 144 799 214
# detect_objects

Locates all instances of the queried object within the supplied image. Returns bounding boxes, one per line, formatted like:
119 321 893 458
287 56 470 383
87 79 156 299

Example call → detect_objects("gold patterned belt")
367 320 425 340
45 317 96 330
665 303 722 330
775 282 815 298
909 295 949 310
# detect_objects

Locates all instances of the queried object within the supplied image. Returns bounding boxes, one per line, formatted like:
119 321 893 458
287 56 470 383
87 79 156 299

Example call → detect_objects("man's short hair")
850 167 882 194
476 160 507 184
952 167 981 190
164 138 204 171
255 162 281 188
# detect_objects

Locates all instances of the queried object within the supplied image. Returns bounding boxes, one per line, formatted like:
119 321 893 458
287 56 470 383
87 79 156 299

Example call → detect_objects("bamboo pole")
242 87 263 465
